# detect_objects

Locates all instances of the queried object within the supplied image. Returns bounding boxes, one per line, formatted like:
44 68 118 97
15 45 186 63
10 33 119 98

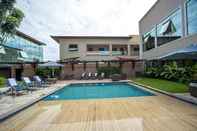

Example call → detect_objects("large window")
5 35 43 62
157 8 182 46
186 0 197 35
142 27 156 51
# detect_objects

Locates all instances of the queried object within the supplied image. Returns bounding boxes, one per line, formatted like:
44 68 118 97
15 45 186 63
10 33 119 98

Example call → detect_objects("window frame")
185 0 197 35
68 44 78 52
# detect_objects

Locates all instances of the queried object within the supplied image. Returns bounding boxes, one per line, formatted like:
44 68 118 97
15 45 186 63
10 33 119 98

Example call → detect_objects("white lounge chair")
88 72 92 79
33 76 48 87
81 72 86 79
22 77 39 91
7 78 25 95
93 73 98 79
99 73 105 80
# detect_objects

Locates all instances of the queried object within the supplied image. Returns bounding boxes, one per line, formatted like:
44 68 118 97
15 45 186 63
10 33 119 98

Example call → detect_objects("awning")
159 44 197 60
0 46 6 54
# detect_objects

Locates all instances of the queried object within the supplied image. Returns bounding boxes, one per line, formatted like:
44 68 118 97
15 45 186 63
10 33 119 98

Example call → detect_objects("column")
127 44 131 56
109 44 112 56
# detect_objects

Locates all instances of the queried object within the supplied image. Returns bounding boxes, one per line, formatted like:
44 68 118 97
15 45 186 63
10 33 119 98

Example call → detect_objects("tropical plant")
145 67 162 78
36 68 50 78
145 61 197 83
0 76 6 87
191 63 197 81
97 67 121 78
160 62 178 80
0 0 24 45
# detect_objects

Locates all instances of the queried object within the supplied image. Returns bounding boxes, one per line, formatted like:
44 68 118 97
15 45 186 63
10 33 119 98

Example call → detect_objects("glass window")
142 27 156 51
186 0 197 35
4 35 43 62
68 44 78 51
157 8 182 46
0 46 6 54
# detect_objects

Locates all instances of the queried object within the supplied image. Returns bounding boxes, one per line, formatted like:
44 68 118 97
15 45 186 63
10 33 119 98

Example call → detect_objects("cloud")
16 0 157 61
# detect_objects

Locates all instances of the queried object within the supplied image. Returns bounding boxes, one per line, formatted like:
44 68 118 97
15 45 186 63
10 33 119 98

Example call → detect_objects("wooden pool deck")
0 91 197 131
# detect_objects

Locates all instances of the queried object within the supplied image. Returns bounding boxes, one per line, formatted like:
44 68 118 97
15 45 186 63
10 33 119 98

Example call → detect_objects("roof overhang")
51 35 134 43
158 44 197 60
16 31 46 46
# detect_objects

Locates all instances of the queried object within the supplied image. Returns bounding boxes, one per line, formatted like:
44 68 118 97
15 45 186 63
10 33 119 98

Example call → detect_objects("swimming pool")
44 82 154 100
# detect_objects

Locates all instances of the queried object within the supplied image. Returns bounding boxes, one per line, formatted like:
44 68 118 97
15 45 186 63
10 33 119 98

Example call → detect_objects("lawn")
132 77 189 93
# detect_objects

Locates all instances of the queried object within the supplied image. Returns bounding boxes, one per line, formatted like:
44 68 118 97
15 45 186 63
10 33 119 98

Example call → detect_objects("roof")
51 35 137 43
16 31 46 46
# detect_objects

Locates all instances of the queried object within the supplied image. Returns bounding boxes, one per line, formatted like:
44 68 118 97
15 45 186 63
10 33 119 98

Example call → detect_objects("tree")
0 0 24 45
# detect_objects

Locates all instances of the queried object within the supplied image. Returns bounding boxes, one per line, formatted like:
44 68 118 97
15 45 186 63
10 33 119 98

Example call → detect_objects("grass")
132 77 189 93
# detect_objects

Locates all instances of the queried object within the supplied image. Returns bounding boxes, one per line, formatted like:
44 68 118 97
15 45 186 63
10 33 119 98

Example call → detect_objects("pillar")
109 44 112 56
127 44 131 56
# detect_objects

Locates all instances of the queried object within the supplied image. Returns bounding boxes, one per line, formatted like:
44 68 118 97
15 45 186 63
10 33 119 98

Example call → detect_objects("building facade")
52 35 143 78
139 0 197 60
0 31 45 79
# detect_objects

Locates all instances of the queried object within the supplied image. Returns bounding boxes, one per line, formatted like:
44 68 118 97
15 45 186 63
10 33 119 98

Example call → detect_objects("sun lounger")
93 73 98 79
99 73 105 80
81 72 86 80
33 76 49 87
7 78 25 96
22 77 39 91
87 72 92 79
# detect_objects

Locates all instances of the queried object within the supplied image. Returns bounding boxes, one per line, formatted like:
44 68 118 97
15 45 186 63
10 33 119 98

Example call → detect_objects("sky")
16 0 157 61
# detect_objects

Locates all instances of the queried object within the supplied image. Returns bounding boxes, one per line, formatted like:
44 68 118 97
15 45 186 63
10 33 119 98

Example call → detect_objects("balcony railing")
86 51 110 56
112 51 128 56
131 51 139 56
63 52 80 59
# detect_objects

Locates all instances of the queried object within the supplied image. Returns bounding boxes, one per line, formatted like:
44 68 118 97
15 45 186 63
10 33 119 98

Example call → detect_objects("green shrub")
36 68 61 78
97 67 121 78
36 68 51 78
145 61 196 83
0 77 6 87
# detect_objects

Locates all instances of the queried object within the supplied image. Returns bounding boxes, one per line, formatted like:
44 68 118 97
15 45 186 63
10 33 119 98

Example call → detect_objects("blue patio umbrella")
38 61 64 77
159 44 197 60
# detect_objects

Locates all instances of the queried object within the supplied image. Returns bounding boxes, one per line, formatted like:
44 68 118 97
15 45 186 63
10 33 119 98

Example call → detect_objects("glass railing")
86 51 110 56
64 52 80 59
112 51 128 56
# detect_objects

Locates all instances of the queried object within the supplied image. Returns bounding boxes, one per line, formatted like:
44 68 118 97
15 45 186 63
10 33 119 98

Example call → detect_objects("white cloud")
16 0 157 61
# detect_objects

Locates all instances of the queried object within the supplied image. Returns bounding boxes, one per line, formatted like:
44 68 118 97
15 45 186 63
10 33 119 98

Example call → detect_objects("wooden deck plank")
0 95 197 131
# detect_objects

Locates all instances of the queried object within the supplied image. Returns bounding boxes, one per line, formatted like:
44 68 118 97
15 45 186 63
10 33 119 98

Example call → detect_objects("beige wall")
22 64 35 77
61 62 143 79
57 36 139 60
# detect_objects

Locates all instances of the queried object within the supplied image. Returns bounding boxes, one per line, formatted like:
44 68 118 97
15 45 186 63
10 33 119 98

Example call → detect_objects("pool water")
44 82 154 100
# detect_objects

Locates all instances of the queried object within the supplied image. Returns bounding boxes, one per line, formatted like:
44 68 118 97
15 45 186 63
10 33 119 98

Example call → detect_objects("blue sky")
16 0 157 61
